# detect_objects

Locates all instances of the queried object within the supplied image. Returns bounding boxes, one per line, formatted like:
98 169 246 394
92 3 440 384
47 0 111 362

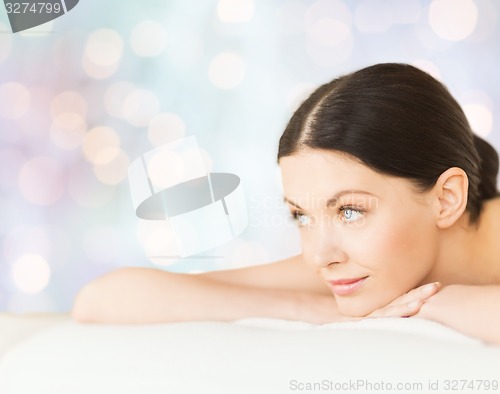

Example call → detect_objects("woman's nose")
304 224 347 268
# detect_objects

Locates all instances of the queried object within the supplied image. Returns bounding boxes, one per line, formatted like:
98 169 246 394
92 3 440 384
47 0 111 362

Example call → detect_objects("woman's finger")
368 299 424 318
385 282 441 307
366 282 442 318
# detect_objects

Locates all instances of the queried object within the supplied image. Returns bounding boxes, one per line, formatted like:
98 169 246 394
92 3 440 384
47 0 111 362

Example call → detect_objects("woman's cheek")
347 217 424 300
365 212 436 286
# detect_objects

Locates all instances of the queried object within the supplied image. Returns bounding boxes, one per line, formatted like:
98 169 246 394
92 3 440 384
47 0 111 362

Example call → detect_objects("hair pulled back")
277 63 499 224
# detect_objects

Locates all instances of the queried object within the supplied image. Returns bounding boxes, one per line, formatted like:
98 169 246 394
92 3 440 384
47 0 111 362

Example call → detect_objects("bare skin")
72 150 500 344
278 149 500 343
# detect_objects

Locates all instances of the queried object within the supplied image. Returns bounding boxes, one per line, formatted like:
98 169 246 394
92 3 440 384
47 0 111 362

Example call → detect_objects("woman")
72 63 500 345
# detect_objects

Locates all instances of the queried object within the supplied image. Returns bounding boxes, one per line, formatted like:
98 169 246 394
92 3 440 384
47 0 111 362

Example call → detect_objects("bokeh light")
93 147 121 166
85 28 124 65
11 253 51 294
308 17 351 46
147 150 185 190
50 91 88 117
305 0 353 66
305 29 353 66
464 103 493 137
182 147 213 177
0 82 31 119
50 112 87 150
208 52 246 89
222 240 270 268
93 148 130 185
130 20 168 57
104 81 136 118
82 126 121 164
148 113 187 147
122 89 161 127
82 28 124 79
217 0 254 23
428 0 478 41
136 219 179 262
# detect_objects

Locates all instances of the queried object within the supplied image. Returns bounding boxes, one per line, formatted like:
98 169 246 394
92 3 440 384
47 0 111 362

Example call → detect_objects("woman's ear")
431 167 469 228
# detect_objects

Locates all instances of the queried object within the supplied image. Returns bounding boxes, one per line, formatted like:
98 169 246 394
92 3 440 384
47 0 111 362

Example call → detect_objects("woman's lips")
327 277 368 296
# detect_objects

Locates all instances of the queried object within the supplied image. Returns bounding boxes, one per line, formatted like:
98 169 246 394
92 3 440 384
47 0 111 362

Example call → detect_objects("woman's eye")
340 207 363 222
291 211 311 227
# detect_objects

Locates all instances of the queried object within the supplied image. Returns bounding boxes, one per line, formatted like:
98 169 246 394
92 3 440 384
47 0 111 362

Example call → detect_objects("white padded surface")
0 313 70 360
0 315 499 394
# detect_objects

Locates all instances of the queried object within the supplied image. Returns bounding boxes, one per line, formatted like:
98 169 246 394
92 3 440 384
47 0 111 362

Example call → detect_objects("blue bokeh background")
0 0 498 313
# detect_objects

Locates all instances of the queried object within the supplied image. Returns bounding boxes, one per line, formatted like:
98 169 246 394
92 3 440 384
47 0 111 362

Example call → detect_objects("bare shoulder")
197 253 331 295
476 197 500 282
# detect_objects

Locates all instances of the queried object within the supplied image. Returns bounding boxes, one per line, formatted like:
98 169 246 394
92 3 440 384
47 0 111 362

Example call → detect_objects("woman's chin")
336 300 376 318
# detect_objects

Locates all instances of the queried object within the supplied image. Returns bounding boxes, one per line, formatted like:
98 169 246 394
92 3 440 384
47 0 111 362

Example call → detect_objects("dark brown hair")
277 63 499 224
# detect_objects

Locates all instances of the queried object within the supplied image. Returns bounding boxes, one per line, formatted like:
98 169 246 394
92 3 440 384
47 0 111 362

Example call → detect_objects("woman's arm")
415 284 500 346
71 253 439 325
197 253 331 295
71 254 339 324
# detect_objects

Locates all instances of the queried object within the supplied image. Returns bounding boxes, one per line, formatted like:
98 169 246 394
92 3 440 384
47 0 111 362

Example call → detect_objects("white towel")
1 315 499 394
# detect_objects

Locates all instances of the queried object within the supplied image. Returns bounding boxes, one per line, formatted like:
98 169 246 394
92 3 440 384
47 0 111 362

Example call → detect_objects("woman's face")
279 149 440 317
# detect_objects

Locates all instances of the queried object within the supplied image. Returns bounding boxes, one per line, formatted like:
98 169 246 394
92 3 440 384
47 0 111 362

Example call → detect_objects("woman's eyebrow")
283 190 376 210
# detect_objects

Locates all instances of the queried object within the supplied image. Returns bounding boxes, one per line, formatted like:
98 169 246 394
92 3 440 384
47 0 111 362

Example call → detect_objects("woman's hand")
301 281 500 344
296 282 442 324
411 284 500 345
365 281 442 319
